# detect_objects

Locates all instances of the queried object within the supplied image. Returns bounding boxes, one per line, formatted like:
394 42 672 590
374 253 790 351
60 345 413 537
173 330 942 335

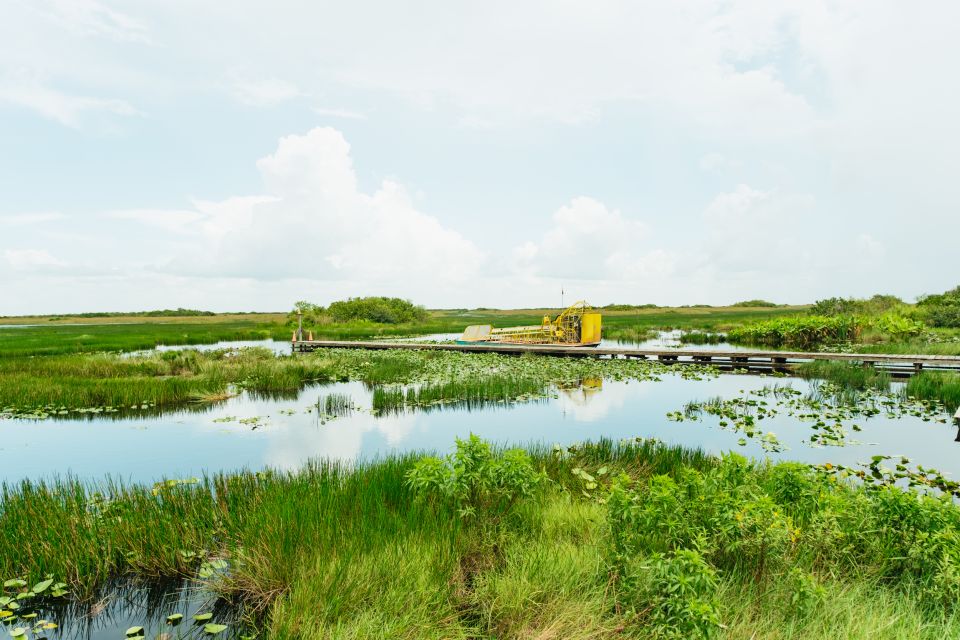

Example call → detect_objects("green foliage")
286 301 326 329
620 550 722 639
602 303 660 310
917 286 960 327
906 371 960 412
372 377 547 414
785 567 826 618
731 299 778 307
327 296 428 324
727 315 861 349
406 434 544 521
810 294 903 317
798 360 891 393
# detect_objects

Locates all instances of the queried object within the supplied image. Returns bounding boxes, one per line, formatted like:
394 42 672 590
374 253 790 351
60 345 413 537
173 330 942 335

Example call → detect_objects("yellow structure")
459 301 602 347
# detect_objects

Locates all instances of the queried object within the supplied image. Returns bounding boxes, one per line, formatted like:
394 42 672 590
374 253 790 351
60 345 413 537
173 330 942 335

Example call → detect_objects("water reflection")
2 372 959 485
22 578 240 640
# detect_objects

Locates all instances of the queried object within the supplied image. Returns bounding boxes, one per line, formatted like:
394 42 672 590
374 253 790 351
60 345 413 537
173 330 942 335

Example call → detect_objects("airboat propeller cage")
459 301 602 347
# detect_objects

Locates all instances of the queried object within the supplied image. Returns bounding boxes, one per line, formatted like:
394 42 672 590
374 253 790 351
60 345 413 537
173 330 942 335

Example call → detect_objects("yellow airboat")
458 301 602 347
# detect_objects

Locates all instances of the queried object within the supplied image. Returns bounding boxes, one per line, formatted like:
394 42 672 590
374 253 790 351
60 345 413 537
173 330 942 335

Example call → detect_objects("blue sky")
1 1 958 314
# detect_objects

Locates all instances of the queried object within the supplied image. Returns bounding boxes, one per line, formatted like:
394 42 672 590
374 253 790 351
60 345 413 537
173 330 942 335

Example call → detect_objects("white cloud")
512 196 670 282
144 127 487 286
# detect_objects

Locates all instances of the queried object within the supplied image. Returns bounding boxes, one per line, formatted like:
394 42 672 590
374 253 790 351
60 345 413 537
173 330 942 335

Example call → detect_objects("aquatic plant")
727 315 861 349
372 377 548 414
906 371 960 413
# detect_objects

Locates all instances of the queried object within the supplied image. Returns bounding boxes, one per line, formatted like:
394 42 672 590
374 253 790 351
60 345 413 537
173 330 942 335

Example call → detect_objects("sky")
1 0 958 314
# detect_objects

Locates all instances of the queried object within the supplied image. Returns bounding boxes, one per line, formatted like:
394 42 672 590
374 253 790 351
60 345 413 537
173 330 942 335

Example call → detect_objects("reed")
372 378 548 414
797 360 892 392
905 372 960 412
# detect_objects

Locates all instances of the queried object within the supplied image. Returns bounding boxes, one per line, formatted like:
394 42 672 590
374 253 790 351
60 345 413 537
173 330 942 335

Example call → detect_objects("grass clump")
906 372 960 412
372 378 548 414
798 360 891 393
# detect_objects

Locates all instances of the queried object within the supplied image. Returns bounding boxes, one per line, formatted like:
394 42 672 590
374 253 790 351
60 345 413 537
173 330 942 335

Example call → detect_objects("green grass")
797 360 892 392
905 372 960 412
0 349 334 413
3 439 960 638
371 378 549 414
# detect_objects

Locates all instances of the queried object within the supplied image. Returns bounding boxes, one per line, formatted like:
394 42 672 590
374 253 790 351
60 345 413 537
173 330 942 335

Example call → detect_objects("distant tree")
326 297 427 324
286 301 326 329
730 299 778 308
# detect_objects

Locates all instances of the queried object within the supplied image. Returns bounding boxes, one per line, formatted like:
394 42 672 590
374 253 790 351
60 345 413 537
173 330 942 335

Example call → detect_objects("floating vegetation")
0 575 68 638
675 379 953 451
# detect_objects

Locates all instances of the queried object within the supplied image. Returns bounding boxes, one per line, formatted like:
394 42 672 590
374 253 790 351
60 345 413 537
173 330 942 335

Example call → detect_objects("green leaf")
3 579 26 589
31 579 53 594
125 626 144 637
193 612 213 623
166 613 184 625
203 623 228 635
9 628 26 638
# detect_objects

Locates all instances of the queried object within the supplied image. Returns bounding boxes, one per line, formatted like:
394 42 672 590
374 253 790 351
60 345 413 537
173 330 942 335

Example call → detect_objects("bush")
727 315 861 349
327 297 427 324
810 295 903 317
620 550 722 639
917 286 960 328
405 434 544 522
731 299 778 307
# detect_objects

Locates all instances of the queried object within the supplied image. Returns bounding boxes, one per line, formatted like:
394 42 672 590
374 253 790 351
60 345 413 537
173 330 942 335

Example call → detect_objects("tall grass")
0 349 334 411
905 372 960 412
798 360 892 392
372 378 548 414
4 439 960 638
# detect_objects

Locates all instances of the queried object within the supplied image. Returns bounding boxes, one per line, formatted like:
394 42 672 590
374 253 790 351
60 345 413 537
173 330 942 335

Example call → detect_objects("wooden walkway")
290 340 960 377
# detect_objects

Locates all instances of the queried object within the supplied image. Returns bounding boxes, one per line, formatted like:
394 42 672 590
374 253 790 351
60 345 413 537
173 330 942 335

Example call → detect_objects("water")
17 579 240 640
3 373 958 485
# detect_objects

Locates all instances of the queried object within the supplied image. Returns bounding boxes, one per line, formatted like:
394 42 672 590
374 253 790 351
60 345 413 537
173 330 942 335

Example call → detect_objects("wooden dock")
290 340 960 377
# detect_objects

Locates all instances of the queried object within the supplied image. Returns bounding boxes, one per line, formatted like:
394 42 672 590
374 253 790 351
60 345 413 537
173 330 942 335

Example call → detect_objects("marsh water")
3 362 958 486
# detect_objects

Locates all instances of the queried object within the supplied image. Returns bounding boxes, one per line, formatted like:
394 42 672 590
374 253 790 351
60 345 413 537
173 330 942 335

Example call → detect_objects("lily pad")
203 623 228 635
31 579 53 594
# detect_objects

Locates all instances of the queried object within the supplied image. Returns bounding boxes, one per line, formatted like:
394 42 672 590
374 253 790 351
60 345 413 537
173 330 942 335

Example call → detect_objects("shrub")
405 434 544 522
620 550 722 639
327 296 428 324
731 299 777 307
727 315 861 349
